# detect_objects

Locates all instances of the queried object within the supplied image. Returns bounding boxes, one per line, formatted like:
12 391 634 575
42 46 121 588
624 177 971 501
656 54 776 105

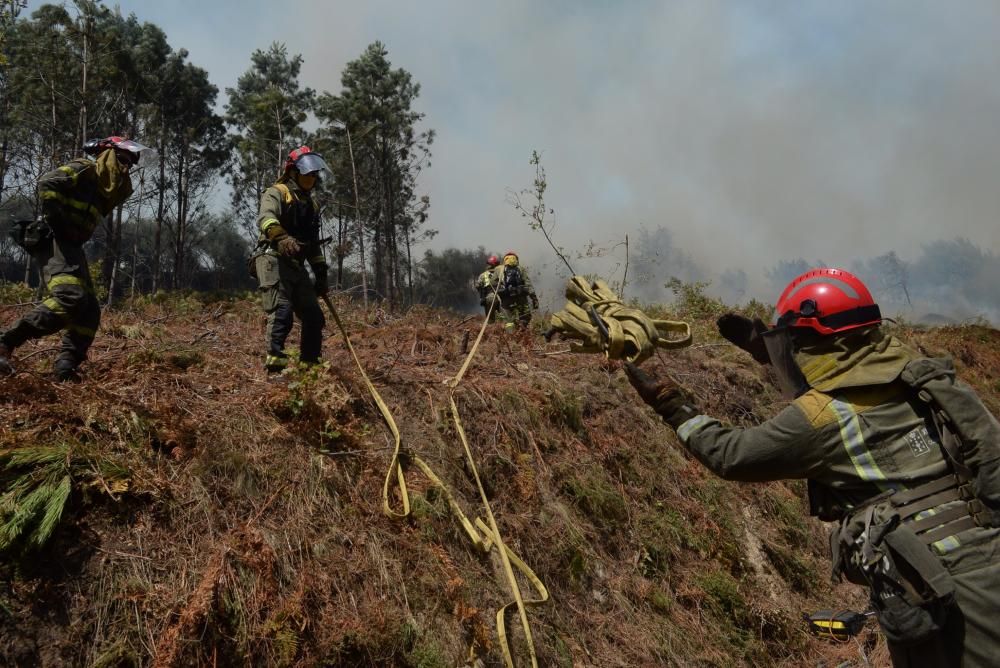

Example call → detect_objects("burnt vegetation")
2 286 996 667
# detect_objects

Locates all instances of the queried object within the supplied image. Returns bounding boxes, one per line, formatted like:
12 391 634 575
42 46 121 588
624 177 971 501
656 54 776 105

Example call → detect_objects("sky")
23 1 1000 303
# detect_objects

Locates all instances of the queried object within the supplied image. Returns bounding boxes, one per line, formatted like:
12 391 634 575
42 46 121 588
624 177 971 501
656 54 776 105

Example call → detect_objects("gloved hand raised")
624 362 699 429
716 313 770 365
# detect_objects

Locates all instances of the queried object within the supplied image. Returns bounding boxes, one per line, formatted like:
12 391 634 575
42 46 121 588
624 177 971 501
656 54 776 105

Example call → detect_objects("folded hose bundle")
547 276 693 363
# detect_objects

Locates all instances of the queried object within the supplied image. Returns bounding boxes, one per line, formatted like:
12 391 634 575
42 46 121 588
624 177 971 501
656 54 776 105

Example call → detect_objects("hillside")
1 288 999 668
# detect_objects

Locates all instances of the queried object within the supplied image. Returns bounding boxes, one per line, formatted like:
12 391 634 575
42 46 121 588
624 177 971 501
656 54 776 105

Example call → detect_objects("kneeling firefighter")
0 136 151 381
254 146 331 377
625 268 1000 667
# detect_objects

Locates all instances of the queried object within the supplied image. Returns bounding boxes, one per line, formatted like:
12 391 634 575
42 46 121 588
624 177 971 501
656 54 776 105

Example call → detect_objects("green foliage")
666 277 727 320
0 443 130 553
284 360 330 417
314 41 435 306
225 42 315 242
0 279 32 304
413 246 489 311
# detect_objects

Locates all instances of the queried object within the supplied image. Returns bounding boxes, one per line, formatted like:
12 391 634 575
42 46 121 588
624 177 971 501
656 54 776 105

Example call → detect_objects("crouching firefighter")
253 146 331 378
0 136 150 381
625 268 1000 668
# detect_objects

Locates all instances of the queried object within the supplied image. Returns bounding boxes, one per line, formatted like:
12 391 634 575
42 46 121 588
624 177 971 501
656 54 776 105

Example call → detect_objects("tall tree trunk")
153 112 166 293
172 150 186 288
336 204 345 288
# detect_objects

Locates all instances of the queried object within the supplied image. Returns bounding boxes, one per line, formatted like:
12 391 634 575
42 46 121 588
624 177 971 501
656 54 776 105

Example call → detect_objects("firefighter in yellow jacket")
0 137 150 381
254 146 331 377
491 251 538 330
626 268 1000 668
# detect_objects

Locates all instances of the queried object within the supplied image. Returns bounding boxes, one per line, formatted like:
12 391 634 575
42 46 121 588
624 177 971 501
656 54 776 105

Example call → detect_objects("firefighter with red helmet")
626 268 1000 667
0 136 151 381
476 254 501 320
254 145 332 377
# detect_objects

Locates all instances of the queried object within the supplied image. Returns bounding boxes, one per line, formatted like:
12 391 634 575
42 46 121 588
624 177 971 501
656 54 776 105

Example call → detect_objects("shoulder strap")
273 182 294 205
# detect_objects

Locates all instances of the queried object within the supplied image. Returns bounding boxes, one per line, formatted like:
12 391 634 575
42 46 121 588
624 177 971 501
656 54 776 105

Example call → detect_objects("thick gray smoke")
92 1 1000 323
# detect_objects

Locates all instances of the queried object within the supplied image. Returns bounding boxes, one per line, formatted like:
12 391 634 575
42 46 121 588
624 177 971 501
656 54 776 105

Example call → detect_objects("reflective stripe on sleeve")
677 414 716 444
260 218 281 234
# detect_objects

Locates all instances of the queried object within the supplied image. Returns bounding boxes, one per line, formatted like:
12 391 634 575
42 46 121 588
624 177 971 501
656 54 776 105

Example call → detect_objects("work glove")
530 294 539 310
313 266 329 295
275 235 302 258
716 313 771 365
624 362 700 430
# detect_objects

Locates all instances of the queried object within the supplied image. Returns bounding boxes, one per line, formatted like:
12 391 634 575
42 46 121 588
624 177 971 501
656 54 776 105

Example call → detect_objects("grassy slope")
1 290 998 667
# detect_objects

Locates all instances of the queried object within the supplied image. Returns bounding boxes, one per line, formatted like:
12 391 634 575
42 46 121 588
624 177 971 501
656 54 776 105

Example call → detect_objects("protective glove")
276 235 302 258
530 294 539 310
716 313 771 365
313 266 329 295
624 362 700 429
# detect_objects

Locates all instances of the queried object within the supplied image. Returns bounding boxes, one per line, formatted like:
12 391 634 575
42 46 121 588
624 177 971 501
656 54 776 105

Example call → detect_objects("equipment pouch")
9 218 53 253
834 499 958 645
247 243 269 281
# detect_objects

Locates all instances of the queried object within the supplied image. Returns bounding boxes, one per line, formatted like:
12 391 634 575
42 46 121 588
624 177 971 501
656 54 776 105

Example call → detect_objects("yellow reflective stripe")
57 165 80 184
932 535 962 554
67 323 96 338
260 218 281 233
42 297 68 316
828 399 899 493
40 191 103 223
47 274 85 289
47 274 94 295
309 256 325 264
265 355 287 367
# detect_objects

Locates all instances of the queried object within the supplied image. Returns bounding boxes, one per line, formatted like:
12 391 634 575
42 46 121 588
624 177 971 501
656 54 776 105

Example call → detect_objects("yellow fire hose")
321 293 547 667
547 276 693 362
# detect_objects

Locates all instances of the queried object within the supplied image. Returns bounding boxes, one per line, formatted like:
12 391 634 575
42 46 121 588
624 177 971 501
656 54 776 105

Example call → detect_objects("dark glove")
276 234 302 258
716 313 770 365
624 362 699 429
530 294 539 310
313 266 329 295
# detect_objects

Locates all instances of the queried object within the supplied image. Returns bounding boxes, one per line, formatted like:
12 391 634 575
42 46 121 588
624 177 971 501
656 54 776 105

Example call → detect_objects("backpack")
498 265 524 297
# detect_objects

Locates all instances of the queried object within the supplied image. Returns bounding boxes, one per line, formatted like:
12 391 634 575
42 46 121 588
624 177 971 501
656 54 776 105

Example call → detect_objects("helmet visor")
761 327 810 399
294 153 331 179
115 139 157 169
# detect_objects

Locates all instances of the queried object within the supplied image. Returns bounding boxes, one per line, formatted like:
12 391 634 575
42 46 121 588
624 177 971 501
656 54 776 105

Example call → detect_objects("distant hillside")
1 288 998 667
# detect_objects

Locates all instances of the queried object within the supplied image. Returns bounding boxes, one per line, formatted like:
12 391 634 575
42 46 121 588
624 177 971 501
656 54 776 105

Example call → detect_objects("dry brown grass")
2 292 993 666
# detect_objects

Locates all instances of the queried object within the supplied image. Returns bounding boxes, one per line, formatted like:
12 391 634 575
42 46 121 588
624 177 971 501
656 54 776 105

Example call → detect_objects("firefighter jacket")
670 328 1000 665
38 153 132 245
256 179 326 269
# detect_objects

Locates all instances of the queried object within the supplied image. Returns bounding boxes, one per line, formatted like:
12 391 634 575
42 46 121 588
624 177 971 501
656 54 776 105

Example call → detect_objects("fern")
0 443 129 553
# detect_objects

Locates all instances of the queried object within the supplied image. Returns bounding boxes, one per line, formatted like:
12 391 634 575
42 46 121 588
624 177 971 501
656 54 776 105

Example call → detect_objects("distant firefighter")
490 251 539 331
626 268 1000 668
253 146 331 379
476 254 501 321
1 136 151 381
